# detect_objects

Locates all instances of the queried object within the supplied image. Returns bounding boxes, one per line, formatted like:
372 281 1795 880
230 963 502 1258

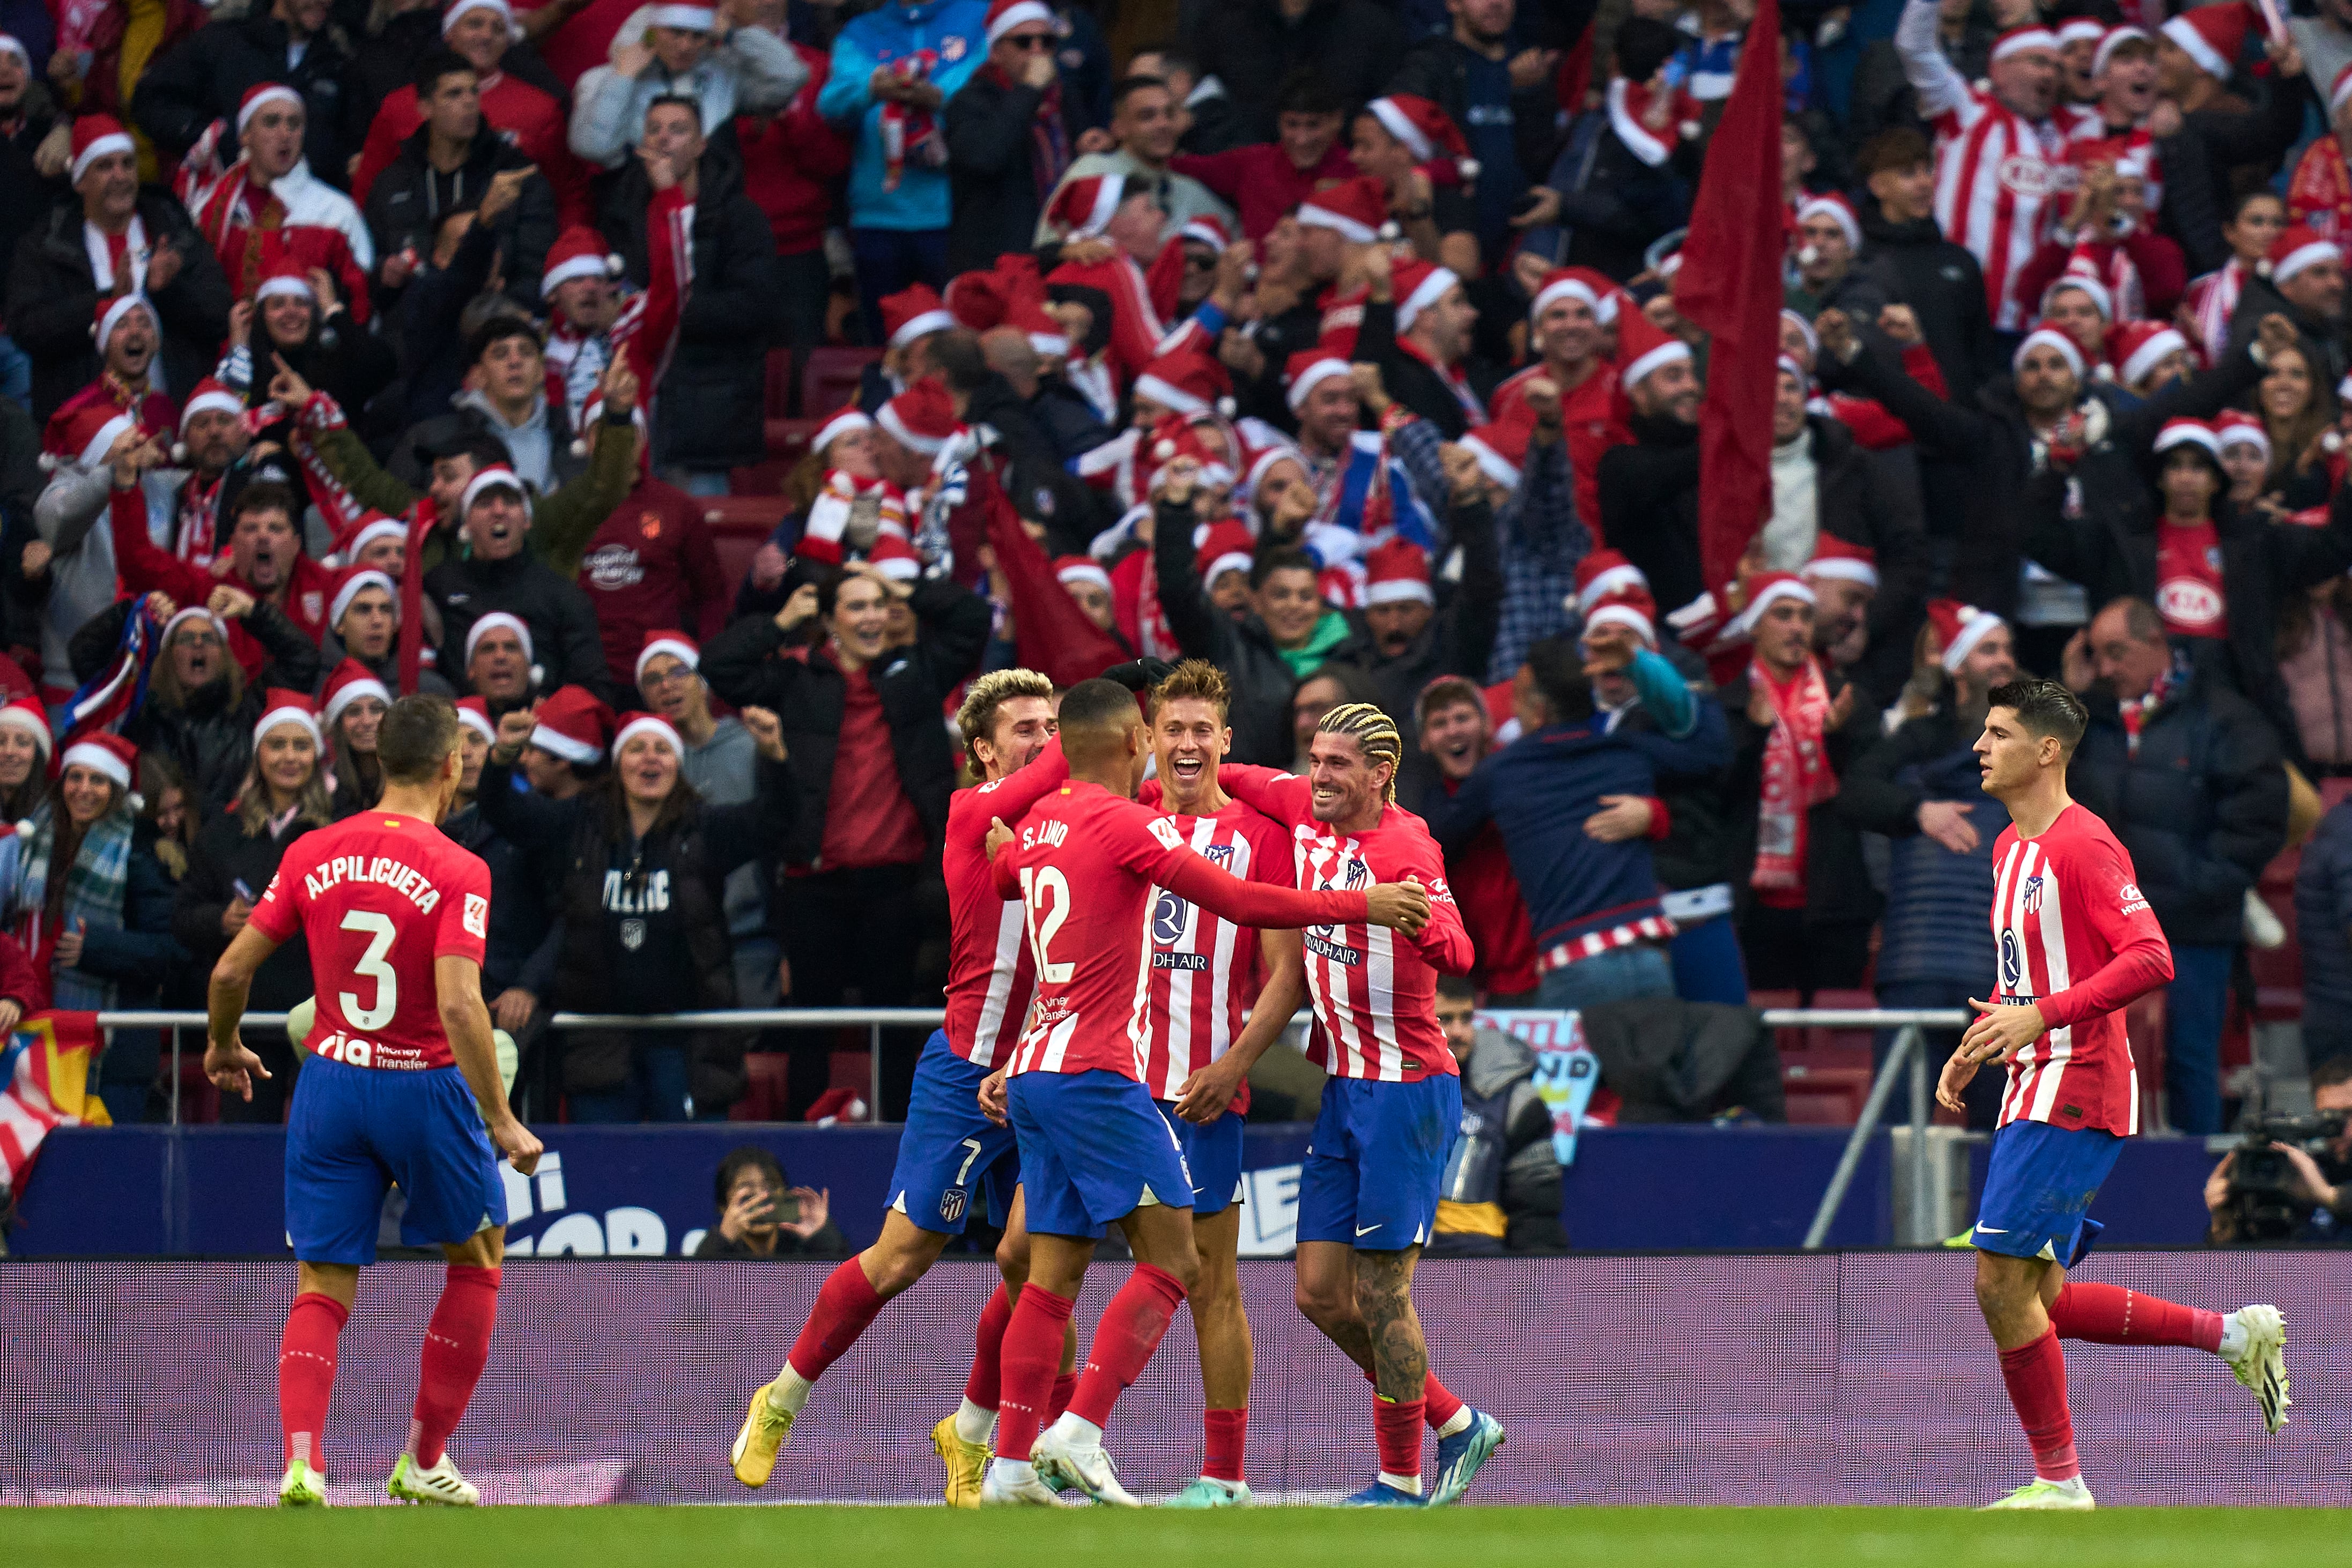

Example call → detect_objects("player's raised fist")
1365 879 1431 936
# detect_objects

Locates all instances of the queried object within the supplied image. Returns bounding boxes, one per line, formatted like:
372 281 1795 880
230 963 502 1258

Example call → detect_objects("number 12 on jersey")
1019 866 1074 984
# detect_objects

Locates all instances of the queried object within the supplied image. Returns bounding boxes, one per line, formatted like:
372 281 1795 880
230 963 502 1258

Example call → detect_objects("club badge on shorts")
938 1186 967 1223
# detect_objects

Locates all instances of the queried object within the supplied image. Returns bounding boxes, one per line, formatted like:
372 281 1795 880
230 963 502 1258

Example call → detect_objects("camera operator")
2205 1059 2352 1244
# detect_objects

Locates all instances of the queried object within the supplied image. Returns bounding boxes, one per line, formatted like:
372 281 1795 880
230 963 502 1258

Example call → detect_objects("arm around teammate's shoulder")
1214 763 1309 825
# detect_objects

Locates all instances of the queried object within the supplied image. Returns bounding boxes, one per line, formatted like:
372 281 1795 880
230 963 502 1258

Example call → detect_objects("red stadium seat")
763 347 794 417
732 1052 791 1122
802 346 879 419
703 496 791 605
765 417 817 462
1780 1062 1870 1125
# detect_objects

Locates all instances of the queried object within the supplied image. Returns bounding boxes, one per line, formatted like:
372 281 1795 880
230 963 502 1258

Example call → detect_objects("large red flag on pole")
1674 0 1785 598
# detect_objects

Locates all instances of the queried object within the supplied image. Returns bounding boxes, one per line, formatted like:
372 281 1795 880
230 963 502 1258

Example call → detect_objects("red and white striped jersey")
1220 766 1474 1083
1138 800 1293 1103
1989 804 2174 1137
1930 90 2066 331
941 744 1069 1070
995 780 1371 1079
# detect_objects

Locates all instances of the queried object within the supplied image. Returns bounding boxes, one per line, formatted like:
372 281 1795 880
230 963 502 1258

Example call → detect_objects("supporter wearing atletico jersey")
1938 678 2287 1510
1217 704 1508 1509
974 678 1429 1508
1138 660 1310 1508
734 669 1072 1506
2149 421 2232 643
1488 269 1630 539
203 696 542 1510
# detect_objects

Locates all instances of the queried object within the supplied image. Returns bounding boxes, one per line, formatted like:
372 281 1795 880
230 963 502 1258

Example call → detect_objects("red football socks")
409 1265 499 1468
2050 1282 2224 1352
1366 1367 1464 1430
785 1258 889 1383
1048 1371 1079 1424
279 1291 348 1471
1374 1396 1426 1481
1203 1407 1247 1483
1996 1327 2081 1482
1068 1262 1187 1429
963 1282 1014 1410
996 1285 1075 1462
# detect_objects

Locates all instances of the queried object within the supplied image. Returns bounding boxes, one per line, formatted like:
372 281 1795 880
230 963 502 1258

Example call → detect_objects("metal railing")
116 1005 1966 1246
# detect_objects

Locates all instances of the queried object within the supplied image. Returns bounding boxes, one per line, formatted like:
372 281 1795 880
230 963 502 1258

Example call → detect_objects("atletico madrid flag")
1674 0 1785 597
0 1012 109 1200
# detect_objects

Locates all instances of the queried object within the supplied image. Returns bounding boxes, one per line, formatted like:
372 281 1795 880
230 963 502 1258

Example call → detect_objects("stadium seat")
1780 1061 1870 1125
802 346 879 420
729 457 793 496
703 497 791 604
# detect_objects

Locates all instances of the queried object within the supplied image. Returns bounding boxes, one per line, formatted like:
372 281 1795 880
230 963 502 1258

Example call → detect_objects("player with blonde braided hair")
1214 699 1506 1507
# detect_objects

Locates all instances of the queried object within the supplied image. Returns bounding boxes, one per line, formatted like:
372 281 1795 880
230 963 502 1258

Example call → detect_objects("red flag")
981 482 1130 688
0 1012 108 1200
1674 0 1786 597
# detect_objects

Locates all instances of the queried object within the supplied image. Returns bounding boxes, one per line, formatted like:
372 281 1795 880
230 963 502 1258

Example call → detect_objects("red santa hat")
1363 539 1433 608
328 564 396 628
1366 93 1478 183
2269 224 2341 285
237 83 302 135
463 610 534 667
58 730 138 790
1134 347 1232 418
867 531 922 581
612 709 684 760
1007 290 1068 357
983 0 1056 47
1194 519 1256 588
321 657 392 730
1392 256 1464 334
2162 2 2252 80
2040 265 2112 323
2214 409 2270 460
2093 25 2151 76
2054 17 2106 48
529 685 615 765
1582 581 1659 648
332 511 408 566
1795 192 1861 252
443 0 522 38
2109 320 2189 387
177 377 245 437
2012 320 2086 379
944 268 1010 332
1573 549 1650 617
1295 176 1389 245
1989 24 2059 63
811 402 871 458
161 604 230 649
1241 437 1306 504
250 687 322 749
1177 213 1234 253
42 400 140 471
1283 350 1355 413
1462 412 1534 489
635 628 700 684
254 262 315 307
880 282 957 350
70 115 135 184
541 227 625 298
1616 306 1693 391
92 292 156 350
0 695 51 761
459 464 532 522
1926 598 2006 671
1054 554 1113 595
454 696 497 745
876 378 959 455
1047 174 1129 239
2154 415 2222 461
1141 413 1237 492
1529 268 1602 325
1802 532 1880 589
1735 572 1816 635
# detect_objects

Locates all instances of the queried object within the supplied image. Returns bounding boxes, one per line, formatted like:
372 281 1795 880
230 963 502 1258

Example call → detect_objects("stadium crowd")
0 0 2347 1152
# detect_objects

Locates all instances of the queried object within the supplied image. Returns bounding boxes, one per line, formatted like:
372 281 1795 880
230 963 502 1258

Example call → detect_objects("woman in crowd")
477 701 796 1122
216 269 397 447
2254 342 2334 513
172 691 331 1123
321 659 392 815
0 694 51 827
692 1146 849 1259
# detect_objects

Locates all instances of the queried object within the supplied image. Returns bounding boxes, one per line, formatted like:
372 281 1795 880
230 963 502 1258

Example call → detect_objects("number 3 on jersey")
340 909 399 1030
1018 866 1075 984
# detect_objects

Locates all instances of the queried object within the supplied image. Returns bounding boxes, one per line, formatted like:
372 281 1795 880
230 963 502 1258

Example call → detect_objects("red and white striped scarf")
1751 656 1838 892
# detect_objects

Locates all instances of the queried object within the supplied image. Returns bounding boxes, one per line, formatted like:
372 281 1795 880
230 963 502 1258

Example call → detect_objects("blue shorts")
1008 1069 1193 1240
1155 1101 1245 1217
285 1056 506 1266
886 1030 1020 1234
1972 1118 2123 1268
1297 1074 1462 1252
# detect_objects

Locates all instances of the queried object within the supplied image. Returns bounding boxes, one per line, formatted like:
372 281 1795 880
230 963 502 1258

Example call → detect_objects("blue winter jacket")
819 0 992 232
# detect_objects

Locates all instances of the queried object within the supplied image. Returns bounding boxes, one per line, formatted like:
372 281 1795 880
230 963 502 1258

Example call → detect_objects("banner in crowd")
0 1012 108 1199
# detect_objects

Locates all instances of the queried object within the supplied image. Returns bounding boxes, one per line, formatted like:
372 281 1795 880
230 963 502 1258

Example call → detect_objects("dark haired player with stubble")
206 696 541 1508
1947 677 2288 1510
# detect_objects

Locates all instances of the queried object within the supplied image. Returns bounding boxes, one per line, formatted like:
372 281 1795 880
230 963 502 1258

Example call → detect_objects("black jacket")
1599 411 1701 614
1150 494 1303 766
960 373 1113 551
1836 699 2002 989
700 578 991 867
944 68 1057 275
1788 415 1931 712
1718 665 1878 932
1611 640 1732 895
1853 201 2002 402
441 798 560 1000
6 191 233 420
601 143 781 474
0 83 63 285
1388 27 1570 233
133 13 366 182
71 598 323 811
1548 103 1695 285
173 808 323 1010
1829 331 2266 619
363 119 558 312
1352 298 1495 441
478 755 795 1107
426 549 625 709
2069 668 2288 947
2227 271 2347 394
1185 0 1403 143
2022 438 2352 769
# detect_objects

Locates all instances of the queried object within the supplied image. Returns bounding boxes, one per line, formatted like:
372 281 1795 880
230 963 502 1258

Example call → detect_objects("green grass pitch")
17 1506 2352 1568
